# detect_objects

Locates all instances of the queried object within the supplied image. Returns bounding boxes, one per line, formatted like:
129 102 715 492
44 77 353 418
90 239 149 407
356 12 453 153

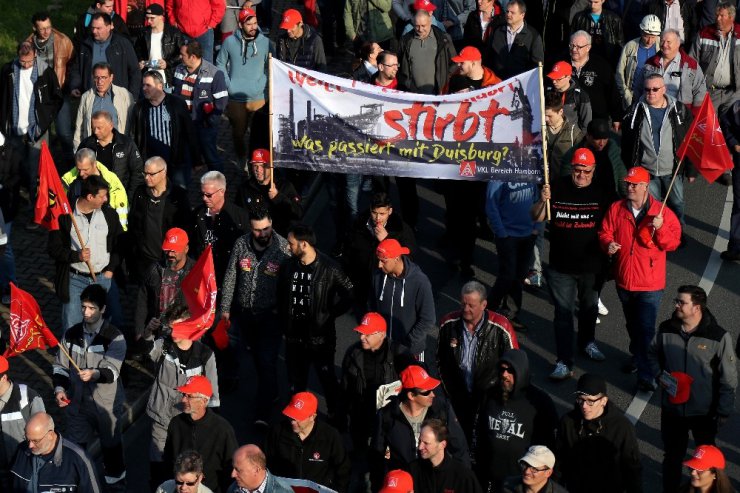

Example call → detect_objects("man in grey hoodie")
369 238 435 360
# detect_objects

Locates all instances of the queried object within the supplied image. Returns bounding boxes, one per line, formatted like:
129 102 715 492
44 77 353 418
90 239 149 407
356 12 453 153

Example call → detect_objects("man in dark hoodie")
648 285 737 493
556 373 642 493
370 238 435 360
474 349 558 492
371 365 469 491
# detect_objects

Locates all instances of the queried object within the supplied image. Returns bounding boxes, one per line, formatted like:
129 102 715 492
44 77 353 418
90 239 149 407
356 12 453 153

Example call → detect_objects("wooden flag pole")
69 213 97 283
57 342 83 374
537 62 551 220
268 53 275 188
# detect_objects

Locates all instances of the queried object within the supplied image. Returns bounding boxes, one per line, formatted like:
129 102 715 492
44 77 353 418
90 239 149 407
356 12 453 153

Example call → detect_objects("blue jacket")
172 59 229 124
11 434 102 493
216 30 273 103
485 181 538 238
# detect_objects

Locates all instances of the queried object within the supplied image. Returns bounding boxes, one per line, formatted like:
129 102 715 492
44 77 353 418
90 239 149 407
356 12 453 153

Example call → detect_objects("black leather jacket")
134 25 186 84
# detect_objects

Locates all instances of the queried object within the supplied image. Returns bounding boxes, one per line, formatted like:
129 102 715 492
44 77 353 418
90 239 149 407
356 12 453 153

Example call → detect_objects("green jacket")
344 0 393 43
62 161 129 230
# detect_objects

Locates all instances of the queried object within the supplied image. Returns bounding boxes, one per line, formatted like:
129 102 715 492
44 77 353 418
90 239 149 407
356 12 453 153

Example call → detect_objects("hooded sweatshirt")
369 256 435 355
216 30 273 102
475 349 559 488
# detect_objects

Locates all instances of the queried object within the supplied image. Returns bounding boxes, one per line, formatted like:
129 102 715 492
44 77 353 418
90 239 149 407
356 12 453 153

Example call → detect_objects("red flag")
4 283 59 357
676 94 734 183
34 141 72 230
211 319 230 350
171 245 217 340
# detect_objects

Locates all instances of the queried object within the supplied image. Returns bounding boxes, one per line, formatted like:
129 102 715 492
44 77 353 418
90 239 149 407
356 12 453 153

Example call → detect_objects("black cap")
145 3 165 15
575 373 607 396
587 118 610 139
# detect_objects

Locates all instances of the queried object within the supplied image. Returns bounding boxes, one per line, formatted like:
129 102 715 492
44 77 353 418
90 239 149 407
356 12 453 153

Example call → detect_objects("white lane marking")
624 188 733 423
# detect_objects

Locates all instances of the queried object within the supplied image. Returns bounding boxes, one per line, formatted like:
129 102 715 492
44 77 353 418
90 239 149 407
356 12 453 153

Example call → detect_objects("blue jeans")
193 29 214 63
616 287 663 380
197 122 223 172
650 174 684 224
0 222 16 291
345 173 363 220
62 273 112 334
547 268 599 367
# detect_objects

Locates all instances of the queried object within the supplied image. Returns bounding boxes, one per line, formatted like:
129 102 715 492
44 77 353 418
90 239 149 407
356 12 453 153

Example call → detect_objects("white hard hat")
640 15 662 35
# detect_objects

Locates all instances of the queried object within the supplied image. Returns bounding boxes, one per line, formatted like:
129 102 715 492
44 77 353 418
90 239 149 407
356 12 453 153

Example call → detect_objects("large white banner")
271 60 544 182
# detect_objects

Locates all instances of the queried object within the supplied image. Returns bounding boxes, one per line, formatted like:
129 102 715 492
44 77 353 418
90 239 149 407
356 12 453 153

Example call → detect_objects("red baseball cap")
177 375 213 398
684 445 726 470
668 371 693 404
413 0 437 12
250 148 269 164
452 46 482 63
238 7 257 23
162 228 189 252
376 239 410 259
547 61 572 79
282 391 318 421
354 312 387 335
280 9 302 29
400 365 440 391
624 166 650 184
0 355 8 374
571 148 596 167
379 470 414 493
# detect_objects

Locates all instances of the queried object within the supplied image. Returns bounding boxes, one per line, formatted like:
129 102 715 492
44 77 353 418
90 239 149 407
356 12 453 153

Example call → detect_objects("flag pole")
657 159 684 216
69 214 97 283
268 53 274 188
57 343 83 373
537 62 551 220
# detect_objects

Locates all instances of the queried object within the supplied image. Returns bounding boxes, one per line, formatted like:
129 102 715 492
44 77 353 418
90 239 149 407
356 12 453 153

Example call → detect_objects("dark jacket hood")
500 348 530 395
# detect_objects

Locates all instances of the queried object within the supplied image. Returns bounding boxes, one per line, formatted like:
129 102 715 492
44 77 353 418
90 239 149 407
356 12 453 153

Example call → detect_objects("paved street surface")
2 7 739 491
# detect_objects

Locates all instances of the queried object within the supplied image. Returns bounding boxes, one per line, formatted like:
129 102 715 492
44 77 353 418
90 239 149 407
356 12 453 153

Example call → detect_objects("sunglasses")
415 389 433 396
201 188 223 198
175 478 199 486
499 366 514 374
644 87 663 93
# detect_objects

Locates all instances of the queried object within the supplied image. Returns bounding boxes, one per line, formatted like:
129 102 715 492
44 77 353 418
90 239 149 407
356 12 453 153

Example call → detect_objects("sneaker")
524 271 543 287
583 342 606 361
598 298 609 316
621 358 638 374
637 378 656 392
596 317 601 325
549 361 573 380
25 222 39 231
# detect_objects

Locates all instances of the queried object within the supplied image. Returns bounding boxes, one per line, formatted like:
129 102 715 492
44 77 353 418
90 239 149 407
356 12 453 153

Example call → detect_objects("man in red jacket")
598 166 681 391
166 0 225 62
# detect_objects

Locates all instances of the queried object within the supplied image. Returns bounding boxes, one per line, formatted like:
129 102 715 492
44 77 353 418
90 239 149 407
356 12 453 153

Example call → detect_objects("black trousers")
661 410 718 493
285 340 341 416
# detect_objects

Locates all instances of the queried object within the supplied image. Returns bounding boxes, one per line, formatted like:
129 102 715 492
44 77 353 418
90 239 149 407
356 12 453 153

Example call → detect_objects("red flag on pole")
4 283 59 357
171 245 218 341
676 94 734 183
34 141 72 230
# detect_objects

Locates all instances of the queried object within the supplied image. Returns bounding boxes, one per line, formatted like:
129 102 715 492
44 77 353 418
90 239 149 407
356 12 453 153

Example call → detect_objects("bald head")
232 444 267 489
26 412 56 455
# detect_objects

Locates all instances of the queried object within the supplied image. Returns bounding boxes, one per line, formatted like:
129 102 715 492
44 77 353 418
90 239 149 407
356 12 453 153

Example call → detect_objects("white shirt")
149 31 167 83
506 23 524 50
17 67 34 135
664 0 685 42
661 53 682 99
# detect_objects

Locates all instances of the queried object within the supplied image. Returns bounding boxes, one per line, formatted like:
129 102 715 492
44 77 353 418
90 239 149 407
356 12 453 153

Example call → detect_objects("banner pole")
537 62 551 220
57 342 83 373
657 158 683 216
268 53 275 187
69 213 97 283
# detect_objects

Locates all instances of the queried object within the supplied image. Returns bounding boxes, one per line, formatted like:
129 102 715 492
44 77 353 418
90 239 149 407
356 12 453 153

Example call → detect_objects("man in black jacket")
78 111 144 196
265 391 351 492
278 223 353 419
236 149 303 235
485 0 544 79
69 13 140 97
134 3 184 86
127 157 191 282
129 71 200 189
475 349 558 491
47 175 123 333
409 419 483 493
0 42 62 211
74 0 131 46
276 9 327 71
437 281 518 441
556 373 642 493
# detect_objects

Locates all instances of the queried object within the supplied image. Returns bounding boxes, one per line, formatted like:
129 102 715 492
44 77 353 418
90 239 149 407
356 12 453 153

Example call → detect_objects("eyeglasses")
415 389 434 396
499 366 514 374
644 87 663 93
576 396 603 407
143 168 165 177
673 298 691 306
625 182 643 188
174 478 200 486
201 188 224 198
519 461 549 473
569 43 590 50
25 430 51 445
573 169 593 175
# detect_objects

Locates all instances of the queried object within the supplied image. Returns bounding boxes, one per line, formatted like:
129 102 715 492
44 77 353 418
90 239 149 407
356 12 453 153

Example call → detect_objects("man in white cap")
502 445 567 493
616 15 661 110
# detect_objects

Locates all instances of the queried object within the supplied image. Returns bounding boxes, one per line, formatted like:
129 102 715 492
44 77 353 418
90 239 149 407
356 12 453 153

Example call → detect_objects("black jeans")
661 410 718 493
285 340 341 417
489 235 536 311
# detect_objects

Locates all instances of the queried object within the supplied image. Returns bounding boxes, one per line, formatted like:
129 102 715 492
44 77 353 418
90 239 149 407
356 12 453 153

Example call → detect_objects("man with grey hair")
156 450 209 493
437 280 518 439
636 29 706 113
192 171 249 284
11 412 102 493
228 445 292 493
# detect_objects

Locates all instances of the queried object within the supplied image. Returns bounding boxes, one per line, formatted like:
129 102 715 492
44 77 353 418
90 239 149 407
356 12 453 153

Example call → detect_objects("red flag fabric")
4 283 59 357
34 141 72 230
114 0 127 22
211 319 230 350
171 245 217 340
676 94 734 183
